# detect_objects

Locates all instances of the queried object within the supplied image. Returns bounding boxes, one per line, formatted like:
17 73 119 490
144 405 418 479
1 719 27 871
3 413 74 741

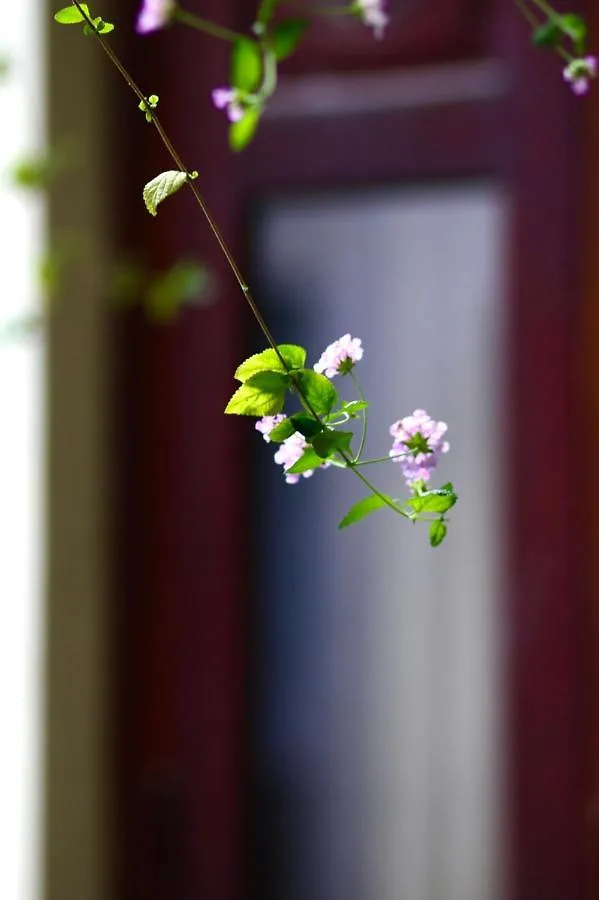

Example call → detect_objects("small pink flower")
212 87 245 123
354 0 389 39
273 432 314 484
563 55 597 95
255 414 286 442
389 409 449 486
136 0 174 34
314 334 363 378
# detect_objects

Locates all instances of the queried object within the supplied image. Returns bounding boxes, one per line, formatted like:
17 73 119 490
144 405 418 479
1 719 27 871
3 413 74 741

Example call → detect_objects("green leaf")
145 261 209 321
83 15 113 34
255 0 278 26
337 399 369 417
286 448 324 475
293 369 338 416
245 370 289 392
0 56 11 81
54 4 90 24
268 418 295 442
229 106 262 152
338 494 393 530
559 12 587 44
289 413 323 439
273 19 309 60
143 170 188 216
532 19 561 47
230 38 262 92
312 429 353 459
429 519 447 548
225 380 286 416
12 154 53 190
408 489 457 515
234 344 306 381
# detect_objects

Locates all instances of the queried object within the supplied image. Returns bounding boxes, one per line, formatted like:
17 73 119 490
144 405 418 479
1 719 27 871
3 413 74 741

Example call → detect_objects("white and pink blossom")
273 432 314 484
354 0 389 39
314 334 363 378
211 87 245 122
136 0 174 34
563 55 598 95
255 414 287 442
389 409 449 486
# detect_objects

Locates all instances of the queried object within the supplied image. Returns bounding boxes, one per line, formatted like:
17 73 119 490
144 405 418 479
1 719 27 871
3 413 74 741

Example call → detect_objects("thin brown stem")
68 0 410 520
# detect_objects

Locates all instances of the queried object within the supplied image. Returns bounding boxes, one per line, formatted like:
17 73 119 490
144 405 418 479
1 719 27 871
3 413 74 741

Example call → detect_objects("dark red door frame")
112 2 249 899
111 0 595 897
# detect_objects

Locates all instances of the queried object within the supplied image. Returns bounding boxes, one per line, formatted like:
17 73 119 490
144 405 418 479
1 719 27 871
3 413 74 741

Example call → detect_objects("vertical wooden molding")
583 1 599 892
44 2 114 898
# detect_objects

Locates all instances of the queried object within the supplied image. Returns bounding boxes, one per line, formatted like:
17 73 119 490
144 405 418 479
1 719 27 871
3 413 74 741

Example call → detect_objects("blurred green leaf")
255 0 278 27
230 38 262 92
273 19 308 60
229 106 262 151
429 519 447 547
145 261 208 320
532 19 561 47
559 12 587 44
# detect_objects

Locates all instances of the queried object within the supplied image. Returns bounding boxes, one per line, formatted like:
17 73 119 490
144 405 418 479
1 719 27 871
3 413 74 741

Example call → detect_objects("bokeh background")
1 0 599 899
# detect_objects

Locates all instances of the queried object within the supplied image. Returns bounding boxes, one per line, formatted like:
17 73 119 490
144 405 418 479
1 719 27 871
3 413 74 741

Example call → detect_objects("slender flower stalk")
59 0 455 537
349 370 367 463
172 7 245 42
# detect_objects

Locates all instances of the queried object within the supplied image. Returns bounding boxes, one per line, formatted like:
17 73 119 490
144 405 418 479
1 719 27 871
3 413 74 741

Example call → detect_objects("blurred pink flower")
136 0 174 34
563 55 597 95
354 0 389 39
212 87 245 122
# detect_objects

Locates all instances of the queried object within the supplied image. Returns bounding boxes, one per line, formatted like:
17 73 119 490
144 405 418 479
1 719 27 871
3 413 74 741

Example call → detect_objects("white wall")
0 0 44 897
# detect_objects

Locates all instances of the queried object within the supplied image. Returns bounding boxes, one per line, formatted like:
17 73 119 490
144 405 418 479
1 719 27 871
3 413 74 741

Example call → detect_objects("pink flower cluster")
389 409 449 486
256 416 327 484
212 87 245 123
136 0 174 33
563 56 598 95
273 432 315 484
255 414 286 442
314 334 363 378
354 0 389 39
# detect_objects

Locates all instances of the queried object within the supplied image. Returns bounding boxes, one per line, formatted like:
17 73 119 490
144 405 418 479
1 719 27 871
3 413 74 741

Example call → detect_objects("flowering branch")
513 0 596 93
52 0 593 544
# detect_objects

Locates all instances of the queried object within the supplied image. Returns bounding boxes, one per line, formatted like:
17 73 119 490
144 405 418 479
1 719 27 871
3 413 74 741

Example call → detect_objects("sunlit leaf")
234 344 306 381
338 494 393 530
143 170 188 216
54 4 91 24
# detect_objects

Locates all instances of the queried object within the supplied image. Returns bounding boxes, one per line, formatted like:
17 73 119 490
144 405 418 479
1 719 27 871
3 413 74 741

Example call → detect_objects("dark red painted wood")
111 0 596 898
238 0 489 71
491 3 593 897
112 3 248 899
